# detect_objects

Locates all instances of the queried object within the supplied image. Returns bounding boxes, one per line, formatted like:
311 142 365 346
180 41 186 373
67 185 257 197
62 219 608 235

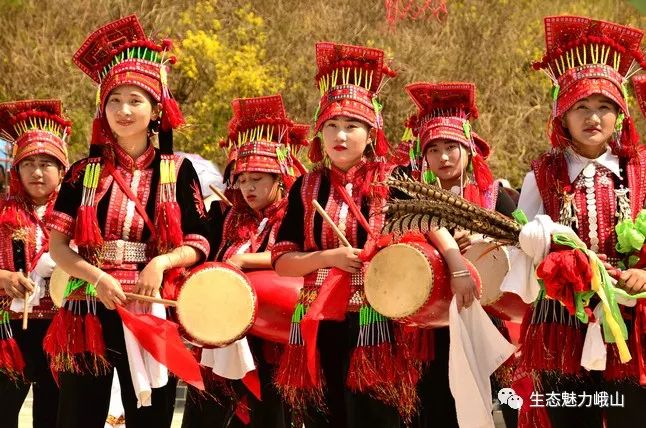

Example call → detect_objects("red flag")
300 268 352 384
116 306 204 390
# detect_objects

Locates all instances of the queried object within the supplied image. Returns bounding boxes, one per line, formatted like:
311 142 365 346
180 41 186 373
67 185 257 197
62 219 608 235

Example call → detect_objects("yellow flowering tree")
173 1 286 165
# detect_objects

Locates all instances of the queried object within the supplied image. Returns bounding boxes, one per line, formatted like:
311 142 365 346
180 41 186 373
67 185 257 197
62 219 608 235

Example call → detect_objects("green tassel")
313 102 321 124
423 170 437 184
359 305 385 326
462 121 472 141
64 278 90 299
615 112 625 133
551 84 560 101
371 97 383 115
512 209 529 226
291 303 306 323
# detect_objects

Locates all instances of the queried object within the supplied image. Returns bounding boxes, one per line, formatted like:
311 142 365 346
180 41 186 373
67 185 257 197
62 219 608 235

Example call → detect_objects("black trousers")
414 327 458 428
56 304 177 428
303 314 402 428
0 318 59 428
181 337 290 428
542 372 646 428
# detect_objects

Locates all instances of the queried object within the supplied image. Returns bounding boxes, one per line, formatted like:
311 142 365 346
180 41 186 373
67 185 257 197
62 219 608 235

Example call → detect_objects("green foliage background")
0 0 644 186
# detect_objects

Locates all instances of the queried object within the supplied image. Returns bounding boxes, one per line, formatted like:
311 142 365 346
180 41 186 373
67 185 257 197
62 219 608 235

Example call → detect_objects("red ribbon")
104 162 158 241
331 181 375 240
115 306 204 390
300 268 352 384
242 369 262 401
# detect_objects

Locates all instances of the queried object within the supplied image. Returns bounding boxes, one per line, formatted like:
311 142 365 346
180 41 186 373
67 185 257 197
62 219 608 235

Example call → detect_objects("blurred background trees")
0 0 644 185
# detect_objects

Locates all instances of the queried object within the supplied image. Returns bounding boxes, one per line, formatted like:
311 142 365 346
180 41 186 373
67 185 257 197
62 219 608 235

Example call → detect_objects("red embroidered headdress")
403 82 493 199
72 15 185 251
223 94 308 190
73 14 184 147
533 16 645 150
632 74 646 118
0 99 70 196
309 42 396 162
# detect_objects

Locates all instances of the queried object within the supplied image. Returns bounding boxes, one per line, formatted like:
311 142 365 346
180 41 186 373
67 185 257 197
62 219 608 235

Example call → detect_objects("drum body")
245 270 302 343
176 262 257 347
365 241 476 328
463 241 528 322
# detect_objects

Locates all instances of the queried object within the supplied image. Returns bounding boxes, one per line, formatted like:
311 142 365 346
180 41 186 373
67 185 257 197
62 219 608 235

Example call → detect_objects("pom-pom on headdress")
533 16 645 151
0 99 70 197
223 94 308 190
309 42 396 162
72 15 185 251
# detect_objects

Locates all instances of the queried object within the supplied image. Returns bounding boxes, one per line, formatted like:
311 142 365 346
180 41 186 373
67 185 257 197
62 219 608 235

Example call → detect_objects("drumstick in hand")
312 200 351 248
123 292 177 307
209 184 233 207
21 271 29 330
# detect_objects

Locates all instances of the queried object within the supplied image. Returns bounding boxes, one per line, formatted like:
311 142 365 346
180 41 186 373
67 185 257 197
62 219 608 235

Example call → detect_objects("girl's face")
424 139 470 183
17 154 63 204
105 85 158 145
236 172 280 212
321 116 372 171
563 93 619 158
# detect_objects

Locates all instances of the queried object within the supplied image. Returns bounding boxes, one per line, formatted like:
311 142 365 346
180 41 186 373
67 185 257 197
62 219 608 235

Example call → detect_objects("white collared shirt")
518 147 621 221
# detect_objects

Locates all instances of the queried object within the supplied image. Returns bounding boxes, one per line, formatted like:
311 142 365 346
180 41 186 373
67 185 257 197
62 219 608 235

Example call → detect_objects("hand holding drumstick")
312 200 363 273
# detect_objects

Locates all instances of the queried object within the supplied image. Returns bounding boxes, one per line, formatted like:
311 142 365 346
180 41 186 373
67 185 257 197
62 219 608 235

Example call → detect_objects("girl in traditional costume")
0 99 69 428
47 15 209 428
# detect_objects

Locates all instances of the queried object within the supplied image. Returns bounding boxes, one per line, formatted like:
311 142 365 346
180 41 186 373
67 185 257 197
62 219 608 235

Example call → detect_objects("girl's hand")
450 274 479 311
95 272 126 310
135 257 169 301
323 247 363 273
618 269 646 295
0 271 34 299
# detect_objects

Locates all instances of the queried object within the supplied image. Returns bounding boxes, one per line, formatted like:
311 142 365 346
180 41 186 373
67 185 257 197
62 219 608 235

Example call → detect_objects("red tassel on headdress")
374 128 389 157
90 117 104 146
614 115 639 158
308 135 323 163
160 97 185 132
471 154 493 192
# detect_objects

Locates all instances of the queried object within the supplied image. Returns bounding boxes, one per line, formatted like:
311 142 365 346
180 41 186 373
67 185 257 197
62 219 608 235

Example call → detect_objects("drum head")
365 244 433 319
464 241 510 306
49 267 69 308
176 264 256 347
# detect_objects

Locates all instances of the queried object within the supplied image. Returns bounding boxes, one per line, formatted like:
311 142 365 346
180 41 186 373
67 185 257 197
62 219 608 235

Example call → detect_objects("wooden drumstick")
124 292 177 307
22 288 29 330
209 184 233 207
312 200 351 248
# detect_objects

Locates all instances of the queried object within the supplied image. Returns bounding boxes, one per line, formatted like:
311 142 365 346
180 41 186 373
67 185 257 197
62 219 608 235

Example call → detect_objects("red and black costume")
516 16 646 427
182 94 308 428
0 99 69 428
401 82 517 428
271 42 416 428
45 16 208 428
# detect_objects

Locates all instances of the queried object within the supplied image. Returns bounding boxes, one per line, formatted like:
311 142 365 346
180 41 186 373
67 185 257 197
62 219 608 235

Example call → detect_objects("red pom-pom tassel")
374 128 389 157
161 97 185 132
308 135 323 163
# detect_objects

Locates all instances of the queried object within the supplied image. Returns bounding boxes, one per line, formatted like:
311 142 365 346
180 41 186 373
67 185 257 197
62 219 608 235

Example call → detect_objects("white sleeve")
517 171 544 221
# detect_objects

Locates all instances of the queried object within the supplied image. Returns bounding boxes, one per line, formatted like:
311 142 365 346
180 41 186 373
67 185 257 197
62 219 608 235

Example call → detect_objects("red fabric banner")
115 306 204 390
